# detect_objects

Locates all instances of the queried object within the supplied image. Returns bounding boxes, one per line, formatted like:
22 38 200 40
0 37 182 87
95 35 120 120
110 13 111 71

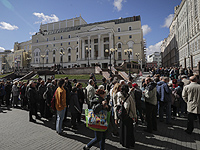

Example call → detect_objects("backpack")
50 89 57 114
116 94 130 121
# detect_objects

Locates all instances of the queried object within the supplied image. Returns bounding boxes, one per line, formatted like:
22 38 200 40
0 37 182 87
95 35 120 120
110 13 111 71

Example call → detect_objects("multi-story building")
31 15 145 68
0 50 13 72
161 0 200 70
147 52 162 67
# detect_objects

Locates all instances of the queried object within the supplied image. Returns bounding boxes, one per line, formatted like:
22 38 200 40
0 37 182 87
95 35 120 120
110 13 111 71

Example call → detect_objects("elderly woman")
117 84 137 148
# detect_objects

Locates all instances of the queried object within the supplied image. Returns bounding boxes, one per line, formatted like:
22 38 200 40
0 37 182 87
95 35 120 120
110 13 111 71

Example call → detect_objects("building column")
91 37 94 59
101 36 104 58
88 36 91 59
82 39 85 60
109 33 114 60
98 34 101 59
78 38 81 60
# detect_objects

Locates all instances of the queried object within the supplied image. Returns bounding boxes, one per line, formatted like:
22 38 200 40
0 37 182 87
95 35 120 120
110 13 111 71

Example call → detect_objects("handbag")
116 94 130 121
85 109 111 132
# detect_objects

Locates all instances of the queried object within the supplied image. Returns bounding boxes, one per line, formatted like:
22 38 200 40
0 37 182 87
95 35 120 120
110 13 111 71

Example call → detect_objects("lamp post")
139 59 142 70
124 48 133 77
86 47 91 67
135 53 140 62
105 48 118 77
41 55 45 69
60 51 65 68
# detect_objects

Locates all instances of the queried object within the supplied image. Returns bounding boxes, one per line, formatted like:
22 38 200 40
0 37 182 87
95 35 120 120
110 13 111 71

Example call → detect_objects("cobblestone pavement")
0 106 200 150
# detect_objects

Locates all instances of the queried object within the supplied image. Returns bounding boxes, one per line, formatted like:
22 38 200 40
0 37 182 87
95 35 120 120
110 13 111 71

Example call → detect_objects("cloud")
146 41 163 55
11 48 14 52
0 22 18 30
113 0 126 11
142 25 152 36
29 32 36 35
33 12 59 24
0 47 5 52
162 14 174 28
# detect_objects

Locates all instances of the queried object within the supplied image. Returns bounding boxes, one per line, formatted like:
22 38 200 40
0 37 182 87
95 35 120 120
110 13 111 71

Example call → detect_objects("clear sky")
0 0 182 55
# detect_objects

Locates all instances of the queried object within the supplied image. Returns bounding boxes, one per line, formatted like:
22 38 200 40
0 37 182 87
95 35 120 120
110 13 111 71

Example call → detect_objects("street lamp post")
41 55 45 69
60 51 65 68
105 48 118 77
124 48 133 77
86 47 91 67
139 59 143 70
135 53 140 62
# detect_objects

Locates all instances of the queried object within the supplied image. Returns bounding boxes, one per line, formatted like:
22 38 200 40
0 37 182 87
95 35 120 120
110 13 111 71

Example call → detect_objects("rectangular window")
94 45 98 58
85 40 88 44
118 28 121 32
129 35 132 39
47 38 48 41
94 39 98 43
104 37 109 42
76 55 78 60
68 42 70 45
129 27 132 31
118 52 122 60
68 56 71 62
53 57 55 63
46 57 48 64
61 43 62 46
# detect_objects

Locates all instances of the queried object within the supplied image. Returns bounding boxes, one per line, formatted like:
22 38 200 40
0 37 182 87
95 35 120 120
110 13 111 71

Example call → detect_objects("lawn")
0 73 13 78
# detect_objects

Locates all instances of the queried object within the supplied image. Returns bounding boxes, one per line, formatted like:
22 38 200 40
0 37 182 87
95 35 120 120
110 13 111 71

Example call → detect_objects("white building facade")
147 52 162 67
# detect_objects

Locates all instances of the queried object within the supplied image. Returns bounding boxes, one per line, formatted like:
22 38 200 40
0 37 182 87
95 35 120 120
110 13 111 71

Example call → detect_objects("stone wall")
62 67 95 75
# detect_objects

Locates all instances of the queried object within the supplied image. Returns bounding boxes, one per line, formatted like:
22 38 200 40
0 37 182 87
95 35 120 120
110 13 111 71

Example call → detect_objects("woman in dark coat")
44 83 53 119
76 83 85 123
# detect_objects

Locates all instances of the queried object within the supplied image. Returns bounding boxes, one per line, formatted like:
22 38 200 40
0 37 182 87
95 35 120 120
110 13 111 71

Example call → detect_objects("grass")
0 72 13 78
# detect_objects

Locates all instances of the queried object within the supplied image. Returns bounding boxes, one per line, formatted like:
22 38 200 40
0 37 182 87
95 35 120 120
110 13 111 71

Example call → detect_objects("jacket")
77 88 84 104
38 85 46 100
86 84 95 105
182 82 200 114
160 82 171 102
55 87 66 111
27 86 38 104
69 92 81 113
12 84 19 96
145 82 157 105
117 92 137 119
157 81 164 101
91 95 110 114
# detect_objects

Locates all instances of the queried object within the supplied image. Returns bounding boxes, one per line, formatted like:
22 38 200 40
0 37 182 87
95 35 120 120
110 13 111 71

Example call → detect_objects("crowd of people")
0 69 200 150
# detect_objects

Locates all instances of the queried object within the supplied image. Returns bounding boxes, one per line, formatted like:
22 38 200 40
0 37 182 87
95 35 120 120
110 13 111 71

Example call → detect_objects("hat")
132 83 138 88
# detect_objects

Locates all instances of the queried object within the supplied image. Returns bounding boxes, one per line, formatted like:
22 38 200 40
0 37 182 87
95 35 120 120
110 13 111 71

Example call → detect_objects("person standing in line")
69 86 81 130
38 80 46 117
55 79 67 135
27 81 40 122
182 76 200 134
12 81 19 108
0 82 5 106
76 83 85 123
86 79 95 109
5 81 12 109
144 77 157 133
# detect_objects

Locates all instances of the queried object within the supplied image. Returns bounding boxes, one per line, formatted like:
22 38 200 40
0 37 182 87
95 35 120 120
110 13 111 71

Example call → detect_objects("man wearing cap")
182 76 200 134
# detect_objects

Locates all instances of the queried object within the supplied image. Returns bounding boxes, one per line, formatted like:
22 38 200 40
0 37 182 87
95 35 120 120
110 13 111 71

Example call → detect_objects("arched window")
68 48 71 54
68 35 71 38
53 50 56 55
118 43 122 49
46 51 49 55
118 27 121 32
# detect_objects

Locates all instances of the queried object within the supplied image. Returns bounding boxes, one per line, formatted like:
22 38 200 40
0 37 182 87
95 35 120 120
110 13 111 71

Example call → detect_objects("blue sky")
0 0 182 55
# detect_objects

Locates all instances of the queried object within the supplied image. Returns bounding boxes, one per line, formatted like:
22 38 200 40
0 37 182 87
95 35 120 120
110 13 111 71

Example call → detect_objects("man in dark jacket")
157 79 165 122
28 81 40 122
160 77 172 124
38 80 46 117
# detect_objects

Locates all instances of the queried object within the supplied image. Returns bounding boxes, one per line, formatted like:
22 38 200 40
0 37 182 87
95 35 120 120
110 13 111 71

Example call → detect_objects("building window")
53 50 56 55
118 52 122 60
53 44 55 47
60 56 63 62
46 45 48 47
53 57 55 63
118 27 121 32
46 51 48 55
129 26 132 31
68 49 71 53
68 42 70 45
118 37 120 40
76 47 78 53
68 56 71 62
76 55 78 60
61 36 63 39
129 35 132 39
104 37 109 42
77 41 78 44
118 43 122 49
94 39 98 43
47 38 48 41
54 37 56 40
85 40 88 44
61 43 62 46
46 57 48 64
37 40 38 43
68 35 71 38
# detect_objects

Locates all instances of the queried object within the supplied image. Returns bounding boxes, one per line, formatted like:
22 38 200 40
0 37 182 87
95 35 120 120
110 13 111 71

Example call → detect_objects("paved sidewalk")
0 106 200 150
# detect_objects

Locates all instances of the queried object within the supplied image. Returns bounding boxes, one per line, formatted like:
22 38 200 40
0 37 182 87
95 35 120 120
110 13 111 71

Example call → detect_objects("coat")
69 92 81 114
160 82 171 102
182 82 200 114
55 87 66 111
117 92 137 119
145 82 157 105
27 86 38 104
86 84 95 105
38 85 46 100
12 84 19 96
